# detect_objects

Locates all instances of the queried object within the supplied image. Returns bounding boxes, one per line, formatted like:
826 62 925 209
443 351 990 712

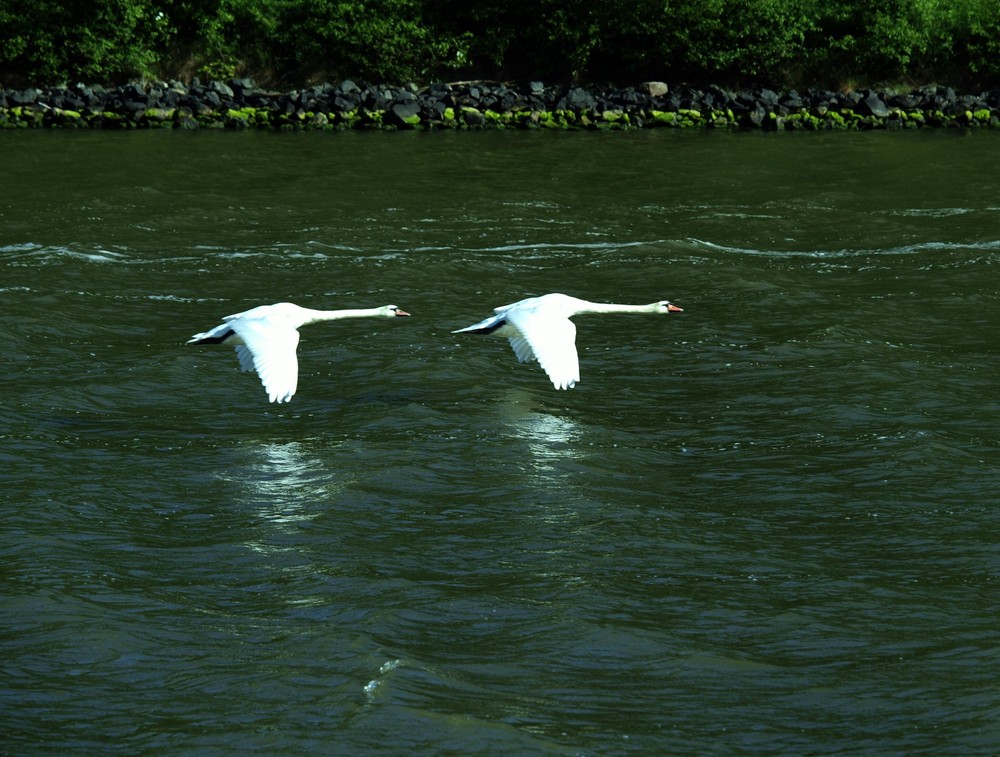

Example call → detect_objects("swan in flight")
187 302 410 403
453 293 682 390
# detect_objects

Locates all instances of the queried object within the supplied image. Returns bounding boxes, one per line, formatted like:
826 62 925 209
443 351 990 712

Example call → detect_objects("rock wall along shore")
3 79 999 130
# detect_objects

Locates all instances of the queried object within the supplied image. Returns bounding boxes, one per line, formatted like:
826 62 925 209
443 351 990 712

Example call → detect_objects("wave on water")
1 242 370 268
463 240 656 255
0 243 128 265
687 237 1000 259
889 207 1000 218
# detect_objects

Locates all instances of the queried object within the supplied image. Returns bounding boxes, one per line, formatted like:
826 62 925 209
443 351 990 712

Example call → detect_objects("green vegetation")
1 0 999 88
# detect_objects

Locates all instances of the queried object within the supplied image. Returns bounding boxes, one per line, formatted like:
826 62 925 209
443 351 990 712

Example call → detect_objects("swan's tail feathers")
187 325 235 345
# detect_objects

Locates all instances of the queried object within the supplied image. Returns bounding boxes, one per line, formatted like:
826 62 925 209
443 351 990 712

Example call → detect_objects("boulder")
565 87 596 111
757 88 780 106
332 95 357 112
387 100 421 127
210 80 234 98
640 81 669 98
857 91 891 117
462 107 485 126
11 89 40 105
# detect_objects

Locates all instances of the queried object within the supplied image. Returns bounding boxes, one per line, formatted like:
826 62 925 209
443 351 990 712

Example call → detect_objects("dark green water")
2 129 999 754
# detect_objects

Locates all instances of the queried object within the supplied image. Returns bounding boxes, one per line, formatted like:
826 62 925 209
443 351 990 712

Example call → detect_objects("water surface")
2 129 999 754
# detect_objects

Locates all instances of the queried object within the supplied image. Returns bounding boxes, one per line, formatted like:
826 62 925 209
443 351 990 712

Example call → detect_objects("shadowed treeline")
2 0 1000 90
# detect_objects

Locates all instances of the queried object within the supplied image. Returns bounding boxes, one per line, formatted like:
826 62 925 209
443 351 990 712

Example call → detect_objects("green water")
2 129 999 754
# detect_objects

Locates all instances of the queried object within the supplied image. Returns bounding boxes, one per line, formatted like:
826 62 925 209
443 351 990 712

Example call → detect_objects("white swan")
187 302 410 403
452 293 682 390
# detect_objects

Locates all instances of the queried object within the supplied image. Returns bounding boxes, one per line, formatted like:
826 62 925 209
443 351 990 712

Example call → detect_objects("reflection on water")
489 395 595 535
509 411 583 471
219 440 342 528
490 390 585 475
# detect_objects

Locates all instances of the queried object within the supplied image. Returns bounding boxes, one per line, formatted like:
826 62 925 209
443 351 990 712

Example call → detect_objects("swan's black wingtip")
187 329 235 345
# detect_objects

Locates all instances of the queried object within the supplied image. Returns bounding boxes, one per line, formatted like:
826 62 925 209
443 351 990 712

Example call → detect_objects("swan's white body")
188 302 410 403
453 293 682 390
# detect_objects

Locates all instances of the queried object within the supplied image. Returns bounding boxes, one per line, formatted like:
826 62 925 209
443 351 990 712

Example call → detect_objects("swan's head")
383 305 411 317
652 300 683 314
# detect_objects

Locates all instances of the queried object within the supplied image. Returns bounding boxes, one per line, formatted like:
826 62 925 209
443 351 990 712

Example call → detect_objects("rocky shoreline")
3 79 999 131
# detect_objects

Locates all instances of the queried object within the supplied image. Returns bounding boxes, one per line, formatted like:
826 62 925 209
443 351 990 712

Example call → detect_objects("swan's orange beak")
668 304 683 313
394 309 411 316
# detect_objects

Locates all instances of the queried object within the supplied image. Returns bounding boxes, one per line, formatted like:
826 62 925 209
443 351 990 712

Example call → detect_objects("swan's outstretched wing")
234 345 256 372
229 317 301 403
505 307 580 390
507 332 536 364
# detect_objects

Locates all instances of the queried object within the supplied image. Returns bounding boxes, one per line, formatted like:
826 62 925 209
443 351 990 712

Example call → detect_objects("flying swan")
187 302 410 403
452 293 682 389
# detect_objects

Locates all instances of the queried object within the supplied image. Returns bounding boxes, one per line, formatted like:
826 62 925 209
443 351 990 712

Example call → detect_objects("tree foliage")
0 0 998 87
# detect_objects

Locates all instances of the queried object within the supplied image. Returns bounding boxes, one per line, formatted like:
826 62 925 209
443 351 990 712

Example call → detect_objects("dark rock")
565 87 596 111
780 89 804 109
123 82 147 102
159 89 181 108
296 89 314 108
680 94 702 110
758 88 780 106
11 89 40 105
857 91 891 117
361 87 391 110
888 92 920 109
332 95 358 112
208 79 233 97
944 99 967 117
616 88 643 107
422 99 448 118
193 99 216 116
707 85 735 107
330 95 359 113
230 77 256 94
500 88 522 111
463 108 485 126
202 90 222 109
692 89 713 108
387 100 421 127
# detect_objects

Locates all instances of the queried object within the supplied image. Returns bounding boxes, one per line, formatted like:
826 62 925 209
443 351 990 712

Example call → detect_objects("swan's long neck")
574 301 661 315
303 307 388 324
